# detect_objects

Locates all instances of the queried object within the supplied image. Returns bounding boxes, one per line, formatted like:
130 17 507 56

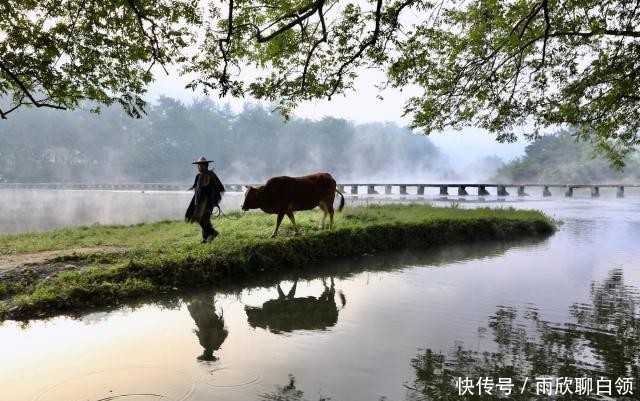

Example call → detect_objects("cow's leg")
286 211 301 235
319 202 328 229
328 205 335 229
271 213 285 238
287 279 298 298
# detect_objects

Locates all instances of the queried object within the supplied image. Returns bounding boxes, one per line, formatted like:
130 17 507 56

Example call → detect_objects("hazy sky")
146 68 529 170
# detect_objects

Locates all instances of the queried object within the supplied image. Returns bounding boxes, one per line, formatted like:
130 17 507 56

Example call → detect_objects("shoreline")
0 204 555 321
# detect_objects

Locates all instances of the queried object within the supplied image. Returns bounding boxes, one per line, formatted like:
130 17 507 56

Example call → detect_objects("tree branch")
124 0 168 73
551 29 640 38
0 61 67 117
328 0 384 99
218 0 234 96
257 1 323 43
539 0 551 70
301 2 327 93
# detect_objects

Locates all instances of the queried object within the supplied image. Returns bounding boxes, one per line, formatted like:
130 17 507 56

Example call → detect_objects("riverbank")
0 204 555 321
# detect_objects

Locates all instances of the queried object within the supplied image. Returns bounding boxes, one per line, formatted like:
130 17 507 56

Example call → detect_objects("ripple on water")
201 367 262 388
31 367 195 401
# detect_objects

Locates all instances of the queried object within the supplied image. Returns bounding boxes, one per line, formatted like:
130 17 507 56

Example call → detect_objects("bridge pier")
478 186 490 196
565 187 573 197
350 185 358 195
457 186 468 196
517 185 528 196
399 185 408 195
497 185 509 196
367 185 378 195
543 186 552 197
617 186 625 198
591 186 600 197
439 186 448 196
417 185 425 195
385 185 392 195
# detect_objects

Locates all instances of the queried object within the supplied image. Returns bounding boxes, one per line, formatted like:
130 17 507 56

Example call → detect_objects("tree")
496 129 640 183
388 0 640 168
0 0 199 119
2 0 639 165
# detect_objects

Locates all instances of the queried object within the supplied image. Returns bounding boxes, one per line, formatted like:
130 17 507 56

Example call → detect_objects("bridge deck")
1 183 639 191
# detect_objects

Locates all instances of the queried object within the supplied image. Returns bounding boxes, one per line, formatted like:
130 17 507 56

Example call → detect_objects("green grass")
0 204 555 320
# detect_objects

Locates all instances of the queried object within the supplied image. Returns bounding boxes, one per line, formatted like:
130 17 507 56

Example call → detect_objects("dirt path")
0 246 124 271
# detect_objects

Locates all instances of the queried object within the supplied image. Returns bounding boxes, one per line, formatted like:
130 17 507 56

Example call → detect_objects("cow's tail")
336 189 345 212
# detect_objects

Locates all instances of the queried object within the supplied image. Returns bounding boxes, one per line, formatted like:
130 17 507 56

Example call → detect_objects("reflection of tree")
245 278 345 334
569 270 640 380
407 269 640 400
259 375 308 401
187 295 228 361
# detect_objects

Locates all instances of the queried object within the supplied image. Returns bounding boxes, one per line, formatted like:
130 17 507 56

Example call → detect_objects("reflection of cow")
187 297 228 361
245 278 346 334
241 172 345 237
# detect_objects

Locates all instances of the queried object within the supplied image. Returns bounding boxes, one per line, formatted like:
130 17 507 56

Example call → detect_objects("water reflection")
406 269 640 400
186 295 228 361
245 278 346 334
3 235 545 327
259 375 327 401
236 236 547 296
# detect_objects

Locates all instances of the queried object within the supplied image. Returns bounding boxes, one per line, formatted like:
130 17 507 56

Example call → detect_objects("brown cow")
241 172 345 237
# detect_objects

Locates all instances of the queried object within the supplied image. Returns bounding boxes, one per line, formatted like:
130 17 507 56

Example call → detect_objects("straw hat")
192 156 214 164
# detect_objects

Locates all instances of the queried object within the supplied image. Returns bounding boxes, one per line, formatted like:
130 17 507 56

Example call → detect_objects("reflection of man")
187 297 228 361
185 156 225 243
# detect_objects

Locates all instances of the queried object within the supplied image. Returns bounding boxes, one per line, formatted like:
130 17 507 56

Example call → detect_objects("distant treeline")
495 129 640 183
0 97 453 183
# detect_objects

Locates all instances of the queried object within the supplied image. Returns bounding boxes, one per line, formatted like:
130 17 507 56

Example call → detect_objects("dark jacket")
185 170 225 223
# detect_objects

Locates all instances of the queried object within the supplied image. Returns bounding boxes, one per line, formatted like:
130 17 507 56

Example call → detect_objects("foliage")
0 0 199 118
0 204 554 320
390 0 640 167
496 129 640 183
2 1 639 164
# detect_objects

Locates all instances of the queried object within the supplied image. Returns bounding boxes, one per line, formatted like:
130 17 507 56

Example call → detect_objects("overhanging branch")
301 2 327 93
0 61 67 119
328 0 384 99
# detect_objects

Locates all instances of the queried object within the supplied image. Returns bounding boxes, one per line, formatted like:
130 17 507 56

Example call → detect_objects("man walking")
185 156 225 243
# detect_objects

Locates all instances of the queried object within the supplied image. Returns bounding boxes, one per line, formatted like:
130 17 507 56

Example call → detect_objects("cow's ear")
245 185 252 189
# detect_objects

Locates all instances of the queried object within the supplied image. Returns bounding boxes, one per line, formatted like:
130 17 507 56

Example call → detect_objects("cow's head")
241 185 260 210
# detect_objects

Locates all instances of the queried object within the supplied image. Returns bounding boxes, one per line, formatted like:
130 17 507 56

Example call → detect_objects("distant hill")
0 97 454 183
495 129 640 183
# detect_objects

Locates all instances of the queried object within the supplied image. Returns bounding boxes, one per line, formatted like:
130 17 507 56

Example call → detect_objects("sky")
146 68 529 171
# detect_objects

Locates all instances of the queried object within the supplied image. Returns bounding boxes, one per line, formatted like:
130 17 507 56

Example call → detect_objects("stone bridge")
1 183 638 197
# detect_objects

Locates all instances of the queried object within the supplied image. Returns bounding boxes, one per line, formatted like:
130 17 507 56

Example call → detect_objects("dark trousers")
198 208 217 239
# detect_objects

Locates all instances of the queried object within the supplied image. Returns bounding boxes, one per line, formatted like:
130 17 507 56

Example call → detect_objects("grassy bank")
0 204 555 321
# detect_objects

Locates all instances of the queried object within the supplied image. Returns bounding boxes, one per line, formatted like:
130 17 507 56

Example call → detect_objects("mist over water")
0 189 192 234
2 186 639 235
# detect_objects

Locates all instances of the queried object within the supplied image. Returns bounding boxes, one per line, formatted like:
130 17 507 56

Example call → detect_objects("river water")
1 189 639 401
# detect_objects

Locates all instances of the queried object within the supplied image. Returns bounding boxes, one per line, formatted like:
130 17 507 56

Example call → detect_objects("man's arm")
188 174 199 191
